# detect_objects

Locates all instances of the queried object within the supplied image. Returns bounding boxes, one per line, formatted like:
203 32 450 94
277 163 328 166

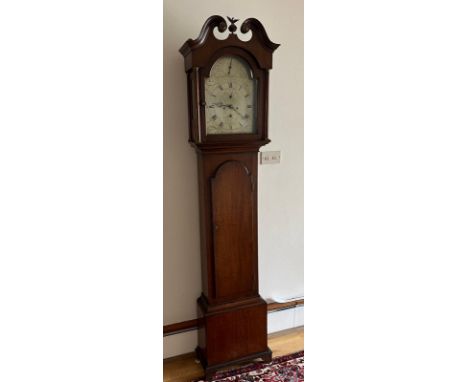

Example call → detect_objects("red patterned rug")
194 351 304 382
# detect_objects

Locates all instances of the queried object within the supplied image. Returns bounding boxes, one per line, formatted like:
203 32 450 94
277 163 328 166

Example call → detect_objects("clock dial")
204 56 256 135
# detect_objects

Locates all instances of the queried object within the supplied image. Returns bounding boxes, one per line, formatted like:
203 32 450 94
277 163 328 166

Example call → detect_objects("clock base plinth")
195 295 271 379
196 346 272 381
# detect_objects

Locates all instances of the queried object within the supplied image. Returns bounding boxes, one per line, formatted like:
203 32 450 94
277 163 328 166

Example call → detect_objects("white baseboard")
267 305 304 333
163 305 304 359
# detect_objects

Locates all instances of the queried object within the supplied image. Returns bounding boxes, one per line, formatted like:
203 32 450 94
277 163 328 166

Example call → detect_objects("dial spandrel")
204 56 256 135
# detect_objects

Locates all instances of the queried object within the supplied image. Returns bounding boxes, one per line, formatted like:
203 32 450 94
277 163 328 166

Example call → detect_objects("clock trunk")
195 149 271 379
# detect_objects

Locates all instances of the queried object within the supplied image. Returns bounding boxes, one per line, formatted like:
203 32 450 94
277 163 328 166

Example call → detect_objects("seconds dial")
204 55 256 135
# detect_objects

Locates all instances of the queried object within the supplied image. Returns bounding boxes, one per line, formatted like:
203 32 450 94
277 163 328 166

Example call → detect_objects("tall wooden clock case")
179 15 279 379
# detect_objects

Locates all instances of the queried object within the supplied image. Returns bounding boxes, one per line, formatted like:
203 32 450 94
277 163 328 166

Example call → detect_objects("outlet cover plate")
260 151 281 164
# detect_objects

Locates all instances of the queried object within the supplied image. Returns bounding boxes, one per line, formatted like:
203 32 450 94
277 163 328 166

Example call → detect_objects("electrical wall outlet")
260 151 281 164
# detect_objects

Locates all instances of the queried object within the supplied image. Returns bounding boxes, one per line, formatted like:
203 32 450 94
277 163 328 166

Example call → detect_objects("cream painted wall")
163 0 304 327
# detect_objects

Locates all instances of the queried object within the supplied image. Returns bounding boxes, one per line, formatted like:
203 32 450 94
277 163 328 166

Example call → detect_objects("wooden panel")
204 303 268 365
211 160 256 299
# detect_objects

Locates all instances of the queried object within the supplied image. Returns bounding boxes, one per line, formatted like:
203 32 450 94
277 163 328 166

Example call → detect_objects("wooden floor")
163 327 304 382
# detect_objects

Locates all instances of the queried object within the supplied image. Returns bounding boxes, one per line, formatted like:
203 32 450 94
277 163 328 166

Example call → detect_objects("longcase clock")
179 15 279 379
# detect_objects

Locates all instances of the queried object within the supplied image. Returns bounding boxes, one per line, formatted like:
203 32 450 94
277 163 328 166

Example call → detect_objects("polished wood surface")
195 150 271 379
180 15 279 146
196 151 260 304
197 298 269 368
163 327 304 382
179 16 279 377
211 160 255 299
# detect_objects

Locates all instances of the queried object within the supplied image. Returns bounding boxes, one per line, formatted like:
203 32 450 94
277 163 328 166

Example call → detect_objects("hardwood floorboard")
163 327 304 382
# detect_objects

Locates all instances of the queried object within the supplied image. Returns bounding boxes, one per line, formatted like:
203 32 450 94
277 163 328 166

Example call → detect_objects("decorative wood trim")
163 299 304 337
179 15 227 57
240 18 281 51
267 299 304 312
162 318 200 336
211 160 251 178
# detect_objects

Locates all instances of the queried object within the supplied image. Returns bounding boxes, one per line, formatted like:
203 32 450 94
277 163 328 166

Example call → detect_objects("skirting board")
163 305 304 359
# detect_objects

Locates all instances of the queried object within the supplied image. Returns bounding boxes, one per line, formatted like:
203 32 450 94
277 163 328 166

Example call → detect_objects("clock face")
204 56 256 135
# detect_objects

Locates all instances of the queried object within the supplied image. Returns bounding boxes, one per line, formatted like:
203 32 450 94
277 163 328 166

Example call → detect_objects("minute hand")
224 104 245 118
